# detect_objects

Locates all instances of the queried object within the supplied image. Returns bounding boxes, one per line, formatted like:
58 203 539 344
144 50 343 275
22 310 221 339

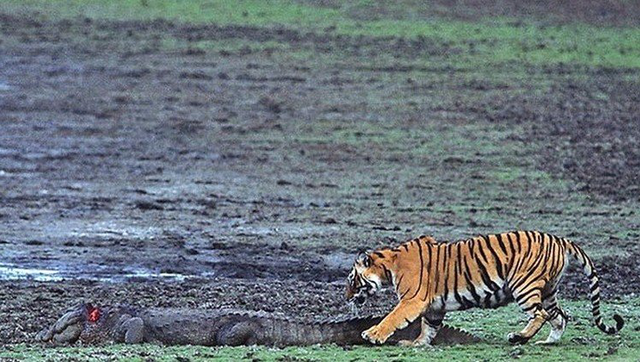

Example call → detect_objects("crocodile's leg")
123 317 145 344
114 316 144 344
217 322 258 346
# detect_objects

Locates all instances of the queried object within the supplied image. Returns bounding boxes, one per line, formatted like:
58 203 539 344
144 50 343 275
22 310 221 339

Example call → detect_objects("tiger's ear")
356 252 372 267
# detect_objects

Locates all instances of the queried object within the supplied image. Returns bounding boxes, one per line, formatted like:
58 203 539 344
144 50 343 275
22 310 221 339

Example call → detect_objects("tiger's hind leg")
535 293 568 345
508 286 549 344
398 312 444 347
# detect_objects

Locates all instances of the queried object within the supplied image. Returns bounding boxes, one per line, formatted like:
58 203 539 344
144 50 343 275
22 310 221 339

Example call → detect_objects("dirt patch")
1 7 639 347
475 74 640 202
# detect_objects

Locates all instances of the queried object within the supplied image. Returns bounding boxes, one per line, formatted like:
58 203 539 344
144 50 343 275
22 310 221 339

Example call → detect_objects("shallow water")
0 264 62 282
0 263 206 283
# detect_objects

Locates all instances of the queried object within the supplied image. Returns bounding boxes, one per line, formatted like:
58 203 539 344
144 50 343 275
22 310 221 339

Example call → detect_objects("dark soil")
477 76 640 202
1 9 639 346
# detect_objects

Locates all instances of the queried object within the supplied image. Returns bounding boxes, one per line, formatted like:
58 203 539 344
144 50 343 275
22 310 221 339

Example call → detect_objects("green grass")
2 297 638 361
4 0 640 68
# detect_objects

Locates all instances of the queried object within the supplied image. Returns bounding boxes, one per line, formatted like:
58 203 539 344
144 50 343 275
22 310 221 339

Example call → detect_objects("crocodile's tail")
272 314 479 346
264 314 380 346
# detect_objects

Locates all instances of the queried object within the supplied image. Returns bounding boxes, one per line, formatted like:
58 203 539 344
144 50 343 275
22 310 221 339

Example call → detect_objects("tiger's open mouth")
349 280 378 305
348 285 374 316
346 265 382 308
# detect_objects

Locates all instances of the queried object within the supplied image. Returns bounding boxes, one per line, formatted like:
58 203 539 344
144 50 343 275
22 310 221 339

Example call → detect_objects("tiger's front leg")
362 299 427 345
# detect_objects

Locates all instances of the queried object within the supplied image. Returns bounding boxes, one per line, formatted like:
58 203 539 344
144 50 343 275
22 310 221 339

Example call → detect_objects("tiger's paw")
397 339 415 347
507 332 530 345
398 339 433 348
534 338 559 346
361 325 390 345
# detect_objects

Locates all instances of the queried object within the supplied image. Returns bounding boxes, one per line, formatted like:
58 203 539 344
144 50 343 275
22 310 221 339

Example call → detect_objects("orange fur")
347 231 624 345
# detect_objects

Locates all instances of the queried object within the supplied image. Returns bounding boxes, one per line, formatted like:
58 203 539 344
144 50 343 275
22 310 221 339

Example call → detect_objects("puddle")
0 265 63 282
0 263 207 283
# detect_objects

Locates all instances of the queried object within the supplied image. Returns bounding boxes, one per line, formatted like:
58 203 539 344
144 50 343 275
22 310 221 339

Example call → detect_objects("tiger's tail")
563 239 624 334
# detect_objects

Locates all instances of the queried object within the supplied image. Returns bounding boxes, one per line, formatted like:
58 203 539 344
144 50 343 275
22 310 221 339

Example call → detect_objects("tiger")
346 231 624 346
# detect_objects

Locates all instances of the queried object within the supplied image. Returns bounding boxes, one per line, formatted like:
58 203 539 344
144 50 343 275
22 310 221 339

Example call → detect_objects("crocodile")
36 303 480 346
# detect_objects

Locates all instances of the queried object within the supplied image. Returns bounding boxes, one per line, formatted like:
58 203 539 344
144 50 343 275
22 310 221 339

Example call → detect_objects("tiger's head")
345 251 394 306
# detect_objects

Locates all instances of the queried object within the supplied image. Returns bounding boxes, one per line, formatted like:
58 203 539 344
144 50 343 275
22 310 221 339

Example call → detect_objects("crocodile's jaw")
36 308 86 345
51 323 83 345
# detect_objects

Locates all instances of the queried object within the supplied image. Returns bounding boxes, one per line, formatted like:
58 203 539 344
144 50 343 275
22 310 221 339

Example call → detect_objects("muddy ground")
1 3 639 346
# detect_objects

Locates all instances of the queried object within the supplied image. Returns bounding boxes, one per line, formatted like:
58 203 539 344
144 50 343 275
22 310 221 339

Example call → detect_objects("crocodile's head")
36 303 133 345
36 303 95 345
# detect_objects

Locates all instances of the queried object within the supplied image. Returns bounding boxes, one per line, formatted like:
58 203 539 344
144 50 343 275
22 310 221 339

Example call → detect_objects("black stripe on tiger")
347 230 625 347
564 239 624 334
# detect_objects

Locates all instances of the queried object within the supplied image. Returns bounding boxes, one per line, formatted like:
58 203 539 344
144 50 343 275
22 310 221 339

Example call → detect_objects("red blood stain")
88 307 100 323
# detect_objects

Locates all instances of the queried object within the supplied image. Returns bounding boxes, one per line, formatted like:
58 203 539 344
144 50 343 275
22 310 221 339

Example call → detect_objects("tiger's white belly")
433 282 513 312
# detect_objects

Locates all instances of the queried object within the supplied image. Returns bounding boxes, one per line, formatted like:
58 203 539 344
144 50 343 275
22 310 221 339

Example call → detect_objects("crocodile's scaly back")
139 308 226 345
248 313 479 346
430 324 481 345
37 305 480 346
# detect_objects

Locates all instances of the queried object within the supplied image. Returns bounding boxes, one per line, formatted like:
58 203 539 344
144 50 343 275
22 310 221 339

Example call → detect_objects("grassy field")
6 0 640 68
2 297 638 361
1 0 639 360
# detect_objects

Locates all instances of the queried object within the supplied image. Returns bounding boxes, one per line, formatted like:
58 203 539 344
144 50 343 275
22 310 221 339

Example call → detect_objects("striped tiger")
346 231 624 345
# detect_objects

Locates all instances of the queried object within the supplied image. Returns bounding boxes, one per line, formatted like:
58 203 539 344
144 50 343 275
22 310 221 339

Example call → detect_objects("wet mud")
1 9 639 345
